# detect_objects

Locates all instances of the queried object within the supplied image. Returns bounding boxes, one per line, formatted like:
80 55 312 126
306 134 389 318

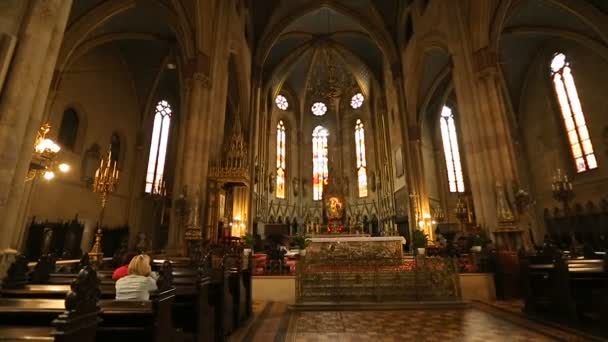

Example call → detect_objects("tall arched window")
440 106 465 193
312 126 329 201
58 108 79 151
145 100 172 194
355 119 368 197
276 120 286 199
551 52 597 172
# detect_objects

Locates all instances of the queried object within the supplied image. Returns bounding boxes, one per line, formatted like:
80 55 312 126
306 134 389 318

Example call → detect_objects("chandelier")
307 47 357 102
26 124 70 181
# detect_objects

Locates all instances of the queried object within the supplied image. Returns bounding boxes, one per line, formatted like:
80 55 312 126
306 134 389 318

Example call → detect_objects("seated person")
115 254 158 300
112 252 137 280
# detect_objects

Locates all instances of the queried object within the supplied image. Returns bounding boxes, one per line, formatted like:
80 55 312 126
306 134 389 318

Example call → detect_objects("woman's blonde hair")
127 254 151 276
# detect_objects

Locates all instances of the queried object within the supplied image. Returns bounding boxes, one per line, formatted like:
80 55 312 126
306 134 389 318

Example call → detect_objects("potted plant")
470 230 489 252
242 233 254 256
292 234 310 256
412 229 429 256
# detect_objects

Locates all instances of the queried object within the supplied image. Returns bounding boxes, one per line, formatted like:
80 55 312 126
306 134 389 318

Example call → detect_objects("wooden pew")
521 250 608 324
152 259 215 342
96 288 176 342
0 263 100 341
1 257 179 341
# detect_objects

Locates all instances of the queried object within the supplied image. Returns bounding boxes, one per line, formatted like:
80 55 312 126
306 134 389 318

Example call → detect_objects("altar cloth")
309 236 406 244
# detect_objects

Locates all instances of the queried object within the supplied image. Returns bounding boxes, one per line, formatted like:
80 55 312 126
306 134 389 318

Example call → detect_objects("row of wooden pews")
0 248 253 342
521 246 608 326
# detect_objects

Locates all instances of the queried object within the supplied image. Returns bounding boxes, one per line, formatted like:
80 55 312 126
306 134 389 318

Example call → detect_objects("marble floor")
233 302 600 342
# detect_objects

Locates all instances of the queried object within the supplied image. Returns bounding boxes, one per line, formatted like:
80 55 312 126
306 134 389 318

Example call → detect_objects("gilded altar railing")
295 256 461 303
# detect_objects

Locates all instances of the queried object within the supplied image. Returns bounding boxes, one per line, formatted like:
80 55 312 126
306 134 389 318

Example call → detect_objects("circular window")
311 102 327 116
275 95 288 110
551 53 566 73
351 93 364 109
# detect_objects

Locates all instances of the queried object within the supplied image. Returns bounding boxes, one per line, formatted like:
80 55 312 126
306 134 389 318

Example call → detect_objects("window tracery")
276 120 286 199
551 52 597 172
355 119 368 197
312 126 329 200
145 100 172 193
440 106 465 193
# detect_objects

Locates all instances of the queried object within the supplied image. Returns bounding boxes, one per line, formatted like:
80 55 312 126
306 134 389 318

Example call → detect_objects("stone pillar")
0 0 73 250
462 47 521 232
247 68 262 230
166 59 211 254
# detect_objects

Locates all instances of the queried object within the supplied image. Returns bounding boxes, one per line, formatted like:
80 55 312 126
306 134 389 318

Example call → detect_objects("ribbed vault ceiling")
263 5 386 108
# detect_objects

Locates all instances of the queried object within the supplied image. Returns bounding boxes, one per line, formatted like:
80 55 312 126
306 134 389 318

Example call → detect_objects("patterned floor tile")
236 302 594 341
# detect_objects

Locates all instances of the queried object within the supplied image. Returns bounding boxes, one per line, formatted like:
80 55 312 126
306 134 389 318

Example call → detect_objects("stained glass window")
351 93 364 109
551 53 597 173
275 95 288 110
276 120 286 199
440 106 465 193
145 100 172 193
312 126 329 200
355 119 368 197
312 102 327 116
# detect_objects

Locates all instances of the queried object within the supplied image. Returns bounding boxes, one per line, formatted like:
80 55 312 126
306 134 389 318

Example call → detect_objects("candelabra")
89 146 119 264
432 205 446 223
551 169 574 212
26 124 70 181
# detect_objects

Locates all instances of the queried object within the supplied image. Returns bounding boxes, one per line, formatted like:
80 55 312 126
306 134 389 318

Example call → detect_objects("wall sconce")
26 123 70 182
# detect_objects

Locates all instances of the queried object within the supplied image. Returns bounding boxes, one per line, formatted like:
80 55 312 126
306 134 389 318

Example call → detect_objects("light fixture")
166 62 176 70
58 163 70 173
351 93 364 109
275 95 288 110
312 102 327 116
26 124 70 182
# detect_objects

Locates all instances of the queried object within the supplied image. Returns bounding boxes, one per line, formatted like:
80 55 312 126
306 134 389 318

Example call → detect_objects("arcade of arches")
1 0 608 340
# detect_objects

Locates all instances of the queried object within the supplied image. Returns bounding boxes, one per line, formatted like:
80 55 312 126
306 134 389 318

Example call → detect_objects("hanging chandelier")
26 123 70 181
307 47 356 102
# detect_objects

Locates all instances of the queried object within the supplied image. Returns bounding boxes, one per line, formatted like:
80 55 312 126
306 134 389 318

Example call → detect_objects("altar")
307 236 406 262
296 235 460 303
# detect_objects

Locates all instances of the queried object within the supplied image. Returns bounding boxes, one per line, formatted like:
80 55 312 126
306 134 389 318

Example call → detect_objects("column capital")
473 47 499 77
185 53 211 88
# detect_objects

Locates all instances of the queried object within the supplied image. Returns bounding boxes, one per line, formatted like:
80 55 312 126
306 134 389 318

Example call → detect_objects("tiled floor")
237 302 595 342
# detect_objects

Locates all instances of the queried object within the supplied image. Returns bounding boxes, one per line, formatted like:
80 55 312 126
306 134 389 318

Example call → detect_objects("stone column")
461 47 521 231
165 59 211 253
166 69 192 255
0 0 73 250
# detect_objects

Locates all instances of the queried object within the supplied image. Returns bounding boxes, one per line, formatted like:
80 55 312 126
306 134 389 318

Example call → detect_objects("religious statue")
268 173 275 193
301 179 307 197
370 171 376 192
496 183 515 223
293 177 299 197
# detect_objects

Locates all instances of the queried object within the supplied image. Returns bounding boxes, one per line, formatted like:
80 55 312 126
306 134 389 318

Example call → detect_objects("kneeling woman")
115 254 158 300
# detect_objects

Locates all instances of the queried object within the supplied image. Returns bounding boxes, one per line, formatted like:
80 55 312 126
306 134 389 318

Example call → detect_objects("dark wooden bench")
1 257 179 341
0 289 177 341
0 263 101 342
521 252 608 324
151 260 215 342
